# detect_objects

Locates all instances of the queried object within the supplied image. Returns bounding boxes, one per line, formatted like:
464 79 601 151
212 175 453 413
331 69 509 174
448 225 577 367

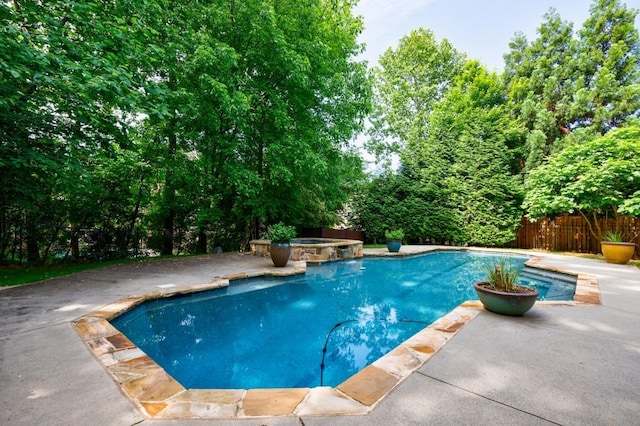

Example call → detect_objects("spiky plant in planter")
601 230 636 265
473 258 539 316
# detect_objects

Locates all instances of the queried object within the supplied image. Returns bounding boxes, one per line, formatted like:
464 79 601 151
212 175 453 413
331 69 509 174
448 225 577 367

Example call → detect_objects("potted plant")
267 222 297 267
601 230 636 265
473 258 539 316
385 229 404 253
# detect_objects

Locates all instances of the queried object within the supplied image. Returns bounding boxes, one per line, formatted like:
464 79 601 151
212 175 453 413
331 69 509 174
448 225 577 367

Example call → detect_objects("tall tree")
574 0 640 133
503 10 576 171
1 0 144 263
366 28 465 167
355 61 523 246
1 0 372 262
191 0 371 244
504 0 640 171
413 61 524 246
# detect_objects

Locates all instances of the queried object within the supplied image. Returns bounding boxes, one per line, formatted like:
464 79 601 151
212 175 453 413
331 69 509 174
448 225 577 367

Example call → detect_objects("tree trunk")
197 228 207 254
70 227 80 260
160 74 178 256
161 210 174 255
26 219 40 265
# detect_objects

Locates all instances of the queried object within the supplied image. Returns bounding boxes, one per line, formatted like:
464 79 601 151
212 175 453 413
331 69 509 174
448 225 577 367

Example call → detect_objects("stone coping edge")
71 251 600 420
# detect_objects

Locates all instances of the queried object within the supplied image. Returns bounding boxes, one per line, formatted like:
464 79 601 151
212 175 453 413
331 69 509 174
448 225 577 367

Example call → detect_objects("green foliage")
267 223 297 243
396 61 524 246
484 258 521 292
0 0 371 263
619 190 640 217
366 28 465 168
349 171 458 244
3 0 637 263
355 62 523 247
504 0 640 171
384 229 404 241
603 230 625 242
523 126 640 239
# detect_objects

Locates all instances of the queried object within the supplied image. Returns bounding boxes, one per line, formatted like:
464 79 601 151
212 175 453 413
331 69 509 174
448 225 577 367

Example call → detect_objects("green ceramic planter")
474 282 539 316
386 240 402 253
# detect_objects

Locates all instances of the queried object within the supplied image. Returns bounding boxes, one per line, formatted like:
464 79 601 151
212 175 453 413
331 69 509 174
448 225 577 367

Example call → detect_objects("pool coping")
71 249 601 420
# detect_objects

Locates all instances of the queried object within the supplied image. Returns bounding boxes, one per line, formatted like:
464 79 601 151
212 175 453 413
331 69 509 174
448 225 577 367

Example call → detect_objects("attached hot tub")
250 237 363 262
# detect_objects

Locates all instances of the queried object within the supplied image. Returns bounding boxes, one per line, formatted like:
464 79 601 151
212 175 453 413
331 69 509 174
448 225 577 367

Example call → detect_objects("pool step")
521 267 577 284
520 267 577 300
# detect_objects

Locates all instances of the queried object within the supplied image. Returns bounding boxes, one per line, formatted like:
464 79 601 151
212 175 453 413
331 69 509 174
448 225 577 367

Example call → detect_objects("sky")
353 0 640 71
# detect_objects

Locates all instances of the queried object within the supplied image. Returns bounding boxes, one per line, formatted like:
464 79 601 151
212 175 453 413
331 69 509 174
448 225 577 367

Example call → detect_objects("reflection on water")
111 251 575 389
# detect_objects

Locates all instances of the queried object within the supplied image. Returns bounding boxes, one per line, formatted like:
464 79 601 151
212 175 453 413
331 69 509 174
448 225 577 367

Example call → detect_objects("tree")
1 0 372 262
349 170 436 244
197 0 371 243
504 0 640 171
412 61 524 246
355 62 523 247
523 126 640 240
0 0 145 263
503 10 577 171
574 0 640 133
366 28 465 167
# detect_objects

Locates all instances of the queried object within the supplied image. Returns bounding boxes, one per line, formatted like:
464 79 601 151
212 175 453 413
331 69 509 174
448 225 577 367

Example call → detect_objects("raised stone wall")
250 238 363 262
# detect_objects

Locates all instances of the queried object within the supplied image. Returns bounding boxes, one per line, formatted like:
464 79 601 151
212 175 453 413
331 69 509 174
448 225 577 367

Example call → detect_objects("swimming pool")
110 251 576 390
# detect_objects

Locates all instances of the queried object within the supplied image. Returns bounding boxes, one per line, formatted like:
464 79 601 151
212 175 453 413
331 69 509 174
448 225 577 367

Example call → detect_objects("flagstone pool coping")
71 248 600 420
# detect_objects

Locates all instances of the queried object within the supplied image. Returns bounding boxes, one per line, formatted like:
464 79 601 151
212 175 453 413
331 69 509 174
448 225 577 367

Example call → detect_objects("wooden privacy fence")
302 227 365 241
515 215 639 258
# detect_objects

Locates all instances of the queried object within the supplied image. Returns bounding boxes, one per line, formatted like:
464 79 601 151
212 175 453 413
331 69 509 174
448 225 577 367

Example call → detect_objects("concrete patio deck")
1 248 639 425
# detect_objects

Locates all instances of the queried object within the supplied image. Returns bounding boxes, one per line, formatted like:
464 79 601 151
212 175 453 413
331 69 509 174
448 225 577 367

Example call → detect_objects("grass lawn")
0 256 175 287
0 260 125 287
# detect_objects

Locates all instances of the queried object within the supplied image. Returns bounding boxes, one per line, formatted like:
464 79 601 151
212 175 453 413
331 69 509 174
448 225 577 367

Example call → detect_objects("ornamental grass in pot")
474 258 539 316
600 231 636 265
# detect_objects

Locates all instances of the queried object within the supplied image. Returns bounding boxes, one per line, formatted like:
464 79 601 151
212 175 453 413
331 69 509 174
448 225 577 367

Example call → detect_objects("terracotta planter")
269 242 291 267
601 241 636 265
386 240 402 253
474 282 539 316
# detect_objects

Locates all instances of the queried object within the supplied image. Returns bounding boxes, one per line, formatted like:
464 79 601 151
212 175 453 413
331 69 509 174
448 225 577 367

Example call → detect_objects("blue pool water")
110 251 576 389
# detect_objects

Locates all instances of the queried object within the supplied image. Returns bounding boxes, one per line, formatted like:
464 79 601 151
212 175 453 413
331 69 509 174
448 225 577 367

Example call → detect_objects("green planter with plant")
385 229 404 253
473 258 539 316
601 231 636 265
267 223 297 267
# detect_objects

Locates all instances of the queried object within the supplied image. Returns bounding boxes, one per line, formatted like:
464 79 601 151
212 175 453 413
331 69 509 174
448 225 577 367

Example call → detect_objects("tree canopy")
1 0 371 264
354 0 639 247
2 0 639 264
523 126 640 239
503 0 640 171
365 28 465 168
354 60 524 246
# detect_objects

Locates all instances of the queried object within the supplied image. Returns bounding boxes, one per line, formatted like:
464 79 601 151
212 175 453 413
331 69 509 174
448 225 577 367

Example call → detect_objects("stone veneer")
72 251 600 420
250 238 363 262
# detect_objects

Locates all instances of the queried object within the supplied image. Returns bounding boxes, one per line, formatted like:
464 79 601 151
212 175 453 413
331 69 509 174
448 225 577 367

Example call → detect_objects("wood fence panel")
301 227 365 241
515 215 639 258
